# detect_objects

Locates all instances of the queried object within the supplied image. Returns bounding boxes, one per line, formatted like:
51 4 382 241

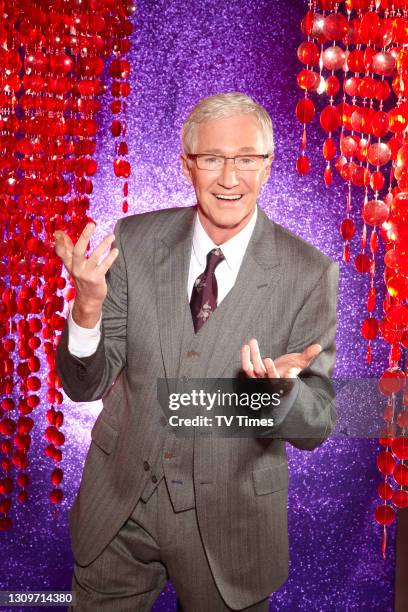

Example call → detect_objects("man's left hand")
240 338 322 379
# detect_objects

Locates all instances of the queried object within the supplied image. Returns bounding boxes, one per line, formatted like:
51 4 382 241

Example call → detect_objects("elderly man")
55 92 338 612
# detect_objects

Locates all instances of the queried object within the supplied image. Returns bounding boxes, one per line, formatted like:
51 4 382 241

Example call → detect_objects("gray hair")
181 92 274 157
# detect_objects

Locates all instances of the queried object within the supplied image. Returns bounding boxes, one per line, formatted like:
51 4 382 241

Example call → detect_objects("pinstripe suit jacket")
56 204 339 609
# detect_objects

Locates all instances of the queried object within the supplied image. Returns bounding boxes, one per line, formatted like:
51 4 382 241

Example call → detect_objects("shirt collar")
192 206 258 272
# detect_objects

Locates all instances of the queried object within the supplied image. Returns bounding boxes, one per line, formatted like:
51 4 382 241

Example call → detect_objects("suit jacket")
56 204 339 610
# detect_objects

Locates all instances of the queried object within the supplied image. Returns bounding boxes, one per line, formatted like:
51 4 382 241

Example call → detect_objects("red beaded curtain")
296 0 408 556
0 0 134 531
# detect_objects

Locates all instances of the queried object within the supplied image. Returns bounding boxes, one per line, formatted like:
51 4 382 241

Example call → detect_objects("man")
55 92 339 611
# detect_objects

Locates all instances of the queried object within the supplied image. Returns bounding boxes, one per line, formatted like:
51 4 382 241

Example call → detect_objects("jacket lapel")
155 206 196 380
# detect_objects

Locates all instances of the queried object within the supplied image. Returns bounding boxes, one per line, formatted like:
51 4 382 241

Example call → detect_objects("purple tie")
190 248 225 333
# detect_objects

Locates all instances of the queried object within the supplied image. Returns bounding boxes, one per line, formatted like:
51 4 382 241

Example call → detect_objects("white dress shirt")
68 207 258 358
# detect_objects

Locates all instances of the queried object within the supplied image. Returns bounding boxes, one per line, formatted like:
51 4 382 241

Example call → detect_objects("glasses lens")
235 156 262 171
196 155 224 170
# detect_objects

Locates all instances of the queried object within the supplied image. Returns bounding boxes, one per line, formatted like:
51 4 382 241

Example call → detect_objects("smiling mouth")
213 194 243 201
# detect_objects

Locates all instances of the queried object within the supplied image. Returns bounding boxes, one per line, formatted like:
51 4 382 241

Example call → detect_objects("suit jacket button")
151 475 158 483
143 461 150 471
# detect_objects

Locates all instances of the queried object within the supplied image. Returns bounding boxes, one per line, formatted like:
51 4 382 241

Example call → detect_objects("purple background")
1 1 396 610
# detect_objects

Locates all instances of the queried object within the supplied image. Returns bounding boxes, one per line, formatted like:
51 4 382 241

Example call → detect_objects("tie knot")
205 248 225 274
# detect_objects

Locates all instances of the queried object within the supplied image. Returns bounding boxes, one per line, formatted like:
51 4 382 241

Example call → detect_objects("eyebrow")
200 147 259 154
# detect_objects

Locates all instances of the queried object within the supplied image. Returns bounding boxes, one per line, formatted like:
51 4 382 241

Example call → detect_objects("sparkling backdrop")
1 1 395 611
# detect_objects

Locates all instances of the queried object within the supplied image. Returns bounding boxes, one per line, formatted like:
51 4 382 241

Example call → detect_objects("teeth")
215 195 242 200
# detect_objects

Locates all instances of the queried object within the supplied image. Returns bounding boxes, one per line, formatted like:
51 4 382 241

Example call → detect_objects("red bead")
378 482 393 500
49 488 63 505
361 317 378 340
0 498 12 514
51 468 63 486
377 450 396 475
323 166 332 187
297 41 320 66
0 517 12 531
297 69 320 92
378 368 406 395
111 100 122 114
387 274 408 300
367 143 391 167
296 155 310 175
322 46 345 71
391 438 408 460
386 303 408 326
393 463 408 486
295 99 315 124
113 159 131 178
370 171 385 192
367 286 376 312
354 253 371 273
111 120 122 137
17 490 29 504
323 138 336 161
320 105 341 133
322 13 348 40
392 489 408 508
325 75 340 97
0 477 14 495
389 105 408 133
340 219 355 241
374 504 395 525
118 141 129 156
397 410 408 429
363 200 389 226
17 473 30 488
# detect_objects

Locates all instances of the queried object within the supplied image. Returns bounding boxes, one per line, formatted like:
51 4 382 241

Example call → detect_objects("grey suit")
56 205 339 610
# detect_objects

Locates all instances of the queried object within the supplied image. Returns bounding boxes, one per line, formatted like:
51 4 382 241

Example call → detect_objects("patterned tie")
190 248 225 333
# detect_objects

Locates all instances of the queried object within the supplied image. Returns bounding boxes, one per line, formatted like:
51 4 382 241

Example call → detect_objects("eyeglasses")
187 153 270 171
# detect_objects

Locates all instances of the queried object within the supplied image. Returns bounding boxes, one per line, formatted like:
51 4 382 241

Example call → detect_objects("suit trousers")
70 476 270 612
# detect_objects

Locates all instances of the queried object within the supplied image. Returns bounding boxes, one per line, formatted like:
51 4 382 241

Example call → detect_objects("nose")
217 158 240 189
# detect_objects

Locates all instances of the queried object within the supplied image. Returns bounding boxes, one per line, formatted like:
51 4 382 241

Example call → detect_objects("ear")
180 154 194 185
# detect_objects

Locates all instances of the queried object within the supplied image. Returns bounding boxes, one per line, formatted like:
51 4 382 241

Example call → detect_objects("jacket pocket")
91 417 119 454
252 462 288 495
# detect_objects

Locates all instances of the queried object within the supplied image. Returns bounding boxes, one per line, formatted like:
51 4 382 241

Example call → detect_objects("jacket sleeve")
55 218 128 402
271 260 339 450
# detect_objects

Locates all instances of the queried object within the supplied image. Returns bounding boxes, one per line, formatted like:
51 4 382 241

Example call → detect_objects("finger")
241 344 256 378
54 231 74 267
96 247 119 275
72 222 96 258
248 338 267 377
263 358 280 379
88 234 116 265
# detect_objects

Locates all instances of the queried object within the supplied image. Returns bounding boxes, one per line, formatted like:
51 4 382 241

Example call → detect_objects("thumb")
301 343 322 365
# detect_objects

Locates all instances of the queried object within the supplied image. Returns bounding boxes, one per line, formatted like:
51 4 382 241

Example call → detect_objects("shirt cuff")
67 299 102 358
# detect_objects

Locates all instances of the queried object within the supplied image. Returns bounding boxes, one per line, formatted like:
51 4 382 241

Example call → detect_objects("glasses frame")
187 153 270 171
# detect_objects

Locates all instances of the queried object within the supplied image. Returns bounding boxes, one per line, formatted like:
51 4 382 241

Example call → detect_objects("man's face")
181 113 272 243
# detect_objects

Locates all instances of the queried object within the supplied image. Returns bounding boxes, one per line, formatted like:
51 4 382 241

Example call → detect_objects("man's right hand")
54 222 119 328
